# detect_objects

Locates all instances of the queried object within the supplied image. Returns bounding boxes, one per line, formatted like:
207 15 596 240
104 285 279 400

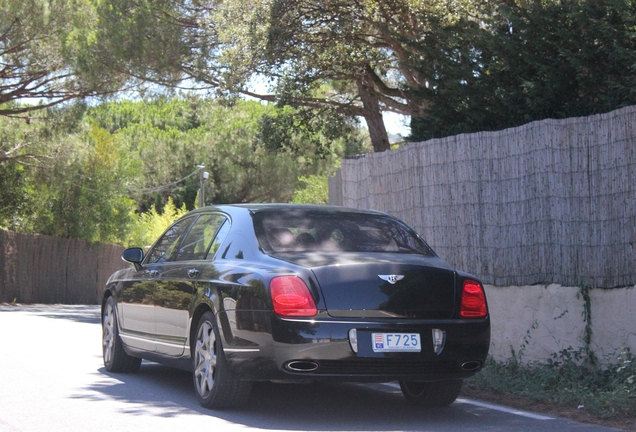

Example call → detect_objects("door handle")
187 269 200 279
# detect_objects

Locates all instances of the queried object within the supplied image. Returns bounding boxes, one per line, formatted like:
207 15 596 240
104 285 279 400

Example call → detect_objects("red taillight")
270 276 317 317
460 280 488 318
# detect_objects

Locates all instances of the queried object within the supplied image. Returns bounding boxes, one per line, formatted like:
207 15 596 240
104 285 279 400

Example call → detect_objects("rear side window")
253 210 434 256
208 219 230 258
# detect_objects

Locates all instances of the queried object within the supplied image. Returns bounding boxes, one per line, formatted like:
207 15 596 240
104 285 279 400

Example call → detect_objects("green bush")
291 175 329 205
124 197 188 248
466 348 636 419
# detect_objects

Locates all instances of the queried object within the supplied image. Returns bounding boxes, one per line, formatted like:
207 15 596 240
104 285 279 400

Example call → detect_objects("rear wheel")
102 296 141 373
192 311 252 409
399 379 463 406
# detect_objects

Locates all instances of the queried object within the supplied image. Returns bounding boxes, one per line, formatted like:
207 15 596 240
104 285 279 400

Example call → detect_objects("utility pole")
198 164 209 208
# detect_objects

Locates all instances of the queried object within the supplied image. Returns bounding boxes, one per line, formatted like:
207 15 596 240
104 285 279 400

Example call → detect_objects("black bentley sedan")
101 204 490 408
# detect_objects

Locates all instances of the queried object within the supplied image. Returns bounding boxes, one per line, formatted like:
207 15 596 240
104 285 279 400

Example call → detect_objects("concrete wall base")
485 284 636 365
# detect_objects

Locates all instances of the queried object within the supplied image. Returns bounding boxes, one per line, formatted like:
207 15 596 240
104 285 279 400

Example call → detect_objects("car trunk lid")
273 252 457 319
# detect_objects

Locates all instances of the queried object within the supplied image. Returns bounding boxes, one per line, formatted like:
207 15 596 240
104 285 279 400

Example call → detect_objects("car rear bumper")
218 311 490 382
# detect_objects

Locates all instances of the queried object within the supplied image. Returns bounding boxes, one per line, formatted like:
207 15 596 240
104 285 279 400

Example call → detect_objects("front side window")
176 214 228 261
145 216 196 264
253 210 434 256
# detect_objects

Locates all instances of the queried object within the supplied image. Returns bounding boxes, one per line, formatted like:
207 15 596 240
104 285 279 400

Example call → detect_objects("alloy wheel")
194 320 217 398
102 302 115 365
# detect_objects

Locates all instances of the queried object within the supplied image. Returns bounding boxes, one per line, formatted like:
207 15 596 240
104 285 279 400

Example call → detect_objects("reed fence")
330 106 636 288
0 230 126 304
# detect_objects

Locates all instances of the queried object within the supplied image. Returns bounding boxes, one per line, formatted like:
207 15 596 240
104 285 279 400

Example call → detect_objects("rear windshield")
252 209 435 256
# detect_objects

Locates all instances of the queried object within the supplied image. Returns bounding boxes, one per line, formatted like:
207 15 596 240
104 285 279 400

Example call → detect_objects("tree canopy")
85 0 468 152
0 0 128 117
3 0 636 245
254 0 465 151
409 0 636 140
6 0 636 153
227 0 473 151
87 97 365 209
82 0 636 148
0 97 363 244
0 0 130 165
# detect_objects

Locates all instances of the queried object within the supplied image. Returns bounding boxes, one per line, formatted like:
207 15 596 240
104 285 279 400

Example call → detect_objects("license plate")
372 333 421 352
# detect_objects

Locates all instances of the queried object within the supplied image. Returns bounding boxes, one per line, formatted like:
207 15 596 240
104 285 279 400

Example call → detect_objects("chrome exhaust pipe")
461 361 482 371
285 360 319 373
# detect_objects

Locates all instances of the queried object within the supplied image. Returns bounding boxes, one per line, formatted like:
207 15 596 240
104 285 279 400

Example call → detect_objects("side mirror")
122 248 144 271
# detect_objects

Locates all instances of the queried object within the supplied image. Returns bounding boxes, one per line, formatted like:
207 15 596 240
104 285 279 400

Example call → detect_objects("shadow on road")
1 305 614 431
82 363 502 431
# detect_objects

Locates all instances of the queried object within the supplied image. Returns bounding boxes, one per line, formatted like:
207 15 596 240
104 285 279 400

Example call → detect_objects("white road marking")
381 382 554 420
455 398 555 420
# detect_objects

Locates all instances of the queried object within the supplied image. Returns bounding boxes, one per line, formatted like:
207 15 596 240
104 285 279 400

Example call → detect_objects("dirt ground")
461 387 636 431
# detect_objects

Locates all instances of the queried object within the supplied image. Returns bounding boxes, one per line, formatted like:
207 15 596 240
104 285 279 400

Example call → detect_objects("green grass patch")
465 348 636 419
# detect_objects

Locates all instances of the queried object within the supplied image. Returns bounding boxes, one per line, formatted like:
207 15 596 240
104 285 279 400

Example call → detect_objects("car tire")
102 296 142 373
399 379 463 406
192 311 252 409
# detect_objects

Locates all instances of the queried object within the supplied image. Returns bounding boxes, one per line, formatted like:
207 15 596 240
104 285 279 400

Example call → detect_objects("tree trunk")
357 71 391 152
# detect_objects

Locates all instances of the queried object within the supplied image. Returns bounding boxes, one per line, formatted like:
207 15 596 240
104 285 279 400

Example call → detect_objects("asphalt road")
0 305 620 432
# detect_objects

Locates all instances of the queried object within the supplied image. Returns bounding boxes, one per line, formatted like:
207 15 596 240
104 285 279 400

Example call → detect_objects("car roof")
189 203 391 217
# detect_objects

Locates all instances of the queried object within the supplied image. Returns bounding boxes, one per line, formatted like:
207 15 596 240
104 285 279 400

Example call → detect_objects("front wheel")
102 296 141 373
192 311 252 409
399 379 463 406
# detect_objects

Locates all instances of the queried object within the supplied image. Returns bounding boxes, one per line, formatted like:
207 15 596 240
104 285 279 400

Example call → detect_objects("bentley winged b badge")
378 275 405 284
